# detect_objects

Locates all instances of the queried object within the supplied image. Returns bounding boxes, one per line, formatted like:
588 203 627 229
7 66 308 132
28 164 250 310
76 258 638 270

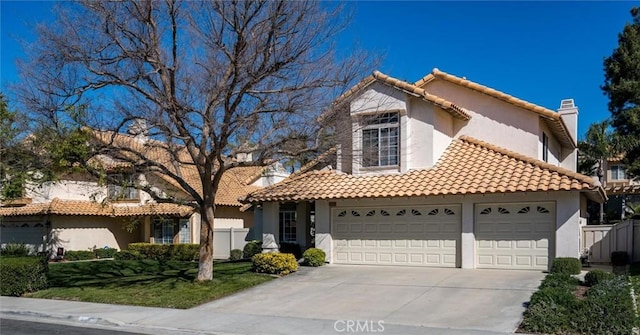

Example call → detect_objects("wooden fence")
582 220 640 263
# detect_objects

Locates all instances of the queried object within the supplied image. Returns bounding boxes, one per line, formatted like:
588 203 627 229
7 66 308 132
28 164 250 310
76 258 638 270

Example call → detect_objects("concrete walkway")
0 265 544 335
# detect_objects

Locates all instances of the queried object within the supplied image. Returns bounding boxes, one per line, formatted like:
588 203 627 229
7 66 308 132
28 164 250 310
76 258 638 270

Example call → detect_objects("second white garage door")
475 202 555 270
332 205 461 267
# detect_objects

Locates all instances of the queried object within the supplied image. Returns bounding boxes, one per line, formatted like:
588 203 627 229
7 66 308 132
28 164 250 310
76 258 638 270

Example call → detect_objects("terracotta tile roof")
605 184 640 195
415 68 576 148
0 198 194 217
331 71 471 121
243 136 605 203
90 130 264 207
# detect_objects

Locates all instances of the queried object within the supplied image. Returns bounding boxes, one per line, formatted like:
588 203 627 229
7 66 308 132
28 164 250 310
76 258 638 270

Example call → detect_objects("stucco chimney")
558 99 578 146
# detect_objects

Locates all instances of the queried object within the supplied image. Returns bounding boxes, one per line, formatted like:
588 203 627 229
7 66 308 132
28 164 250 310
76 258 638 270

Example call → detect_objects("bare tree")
16 0 370 281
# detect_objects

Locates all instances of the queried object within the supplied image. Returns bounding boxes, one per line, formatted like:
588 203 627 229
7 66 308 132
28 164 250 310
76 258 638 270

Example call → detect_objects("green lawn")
26 260 273 309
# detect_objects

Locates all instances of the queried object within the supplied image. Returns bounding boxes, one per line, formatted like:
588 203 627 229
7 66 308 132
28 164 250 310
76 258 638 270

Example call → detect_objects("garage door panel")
475 202 554 270
333 205 460 267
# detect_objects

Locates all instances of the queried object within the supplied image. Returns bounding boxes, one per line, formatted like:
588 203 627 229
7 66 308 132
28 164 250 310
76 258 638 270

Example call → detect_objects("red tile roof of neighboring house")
243 136 605 203
0 198 194 217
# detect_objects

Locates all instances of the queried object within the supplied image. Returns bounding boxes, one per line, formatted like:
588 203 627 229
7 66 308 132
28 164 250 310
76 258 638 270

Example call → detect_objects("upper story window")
542 132 549 163
611 165 627 180
107 174 138 201
362 112 399 167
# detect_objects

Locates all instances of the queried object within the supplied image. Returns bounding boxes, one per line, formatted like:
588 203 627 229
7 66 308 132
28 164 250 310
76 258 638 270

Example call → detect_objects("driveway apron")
194 265 544 333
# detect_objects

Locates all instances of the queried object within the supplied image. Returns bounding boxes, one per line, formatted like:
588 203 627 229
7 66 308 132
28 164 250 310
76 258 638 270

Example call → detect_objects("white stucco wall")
50 215 140 251
539 120 561 166
424 80 541 159
350 82 407 115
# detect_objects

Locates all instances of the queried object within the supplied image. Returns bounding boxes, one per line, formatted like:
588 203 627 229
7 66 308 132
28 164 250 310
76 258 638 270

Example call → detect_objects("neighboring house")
0 131 288 255
602 157 640 221
244 68 606 271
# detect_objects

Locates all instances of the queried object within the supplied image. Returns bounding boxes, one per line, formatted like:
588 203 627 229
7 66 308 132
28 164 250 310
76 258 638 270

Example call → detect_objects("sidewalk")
1 296 514 335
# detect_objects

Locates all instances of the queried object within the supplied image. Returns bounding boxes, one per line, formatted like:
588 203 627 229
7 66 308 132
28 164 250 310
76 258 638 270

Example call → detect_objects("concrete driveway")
195 265 545 333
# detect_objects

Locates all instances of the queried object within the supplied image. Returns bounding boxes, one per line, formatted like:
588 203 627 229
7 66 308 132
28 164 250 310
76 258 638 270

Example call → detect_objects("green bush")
302 248 325 267
243 240 262 259
611 251 630 266
229 249 243 261
64 250 95 261
574 276 636 334
0 243 32 257
279 242 302 259
550 257 581 275
113 250 142 260
252 253 298 275
170 244 199 261
521 299 571 334
584 269 615 287
0 257 48 296
127 243 198 261
538 273 580 290
94 247 117 259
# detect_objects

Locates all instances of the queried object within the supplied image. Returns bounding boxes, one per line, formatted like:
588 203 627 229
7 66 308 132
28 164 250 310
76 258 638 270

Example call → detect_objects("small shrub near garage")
0 257 48 296
113 250 142 260
611 251 630 266
252 253 298 275
550 257 581 275
584 269 615 287
243 240 262 259
64 250 96 261
94 247 117 259
574 276 636 335
0 243 32 257
229 249 243 261
302 248 325 267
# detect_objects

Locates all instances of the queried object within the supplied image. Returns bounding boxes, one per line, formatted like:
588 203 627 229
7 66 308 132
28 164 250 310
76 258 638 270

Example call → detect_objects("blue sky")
0 1 634 139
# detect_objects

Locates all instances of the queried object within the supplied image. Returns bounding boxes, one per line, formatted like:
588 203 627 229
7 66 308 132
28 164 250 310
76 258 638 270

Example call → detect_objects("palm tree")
578 120 622 223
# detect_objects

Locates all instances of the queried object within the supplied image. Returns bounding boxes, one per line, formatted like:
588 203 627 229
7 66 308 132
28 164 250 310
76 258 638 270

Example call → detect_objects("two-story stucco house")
0 130 288 255
244 68 606 271
602 157 640 221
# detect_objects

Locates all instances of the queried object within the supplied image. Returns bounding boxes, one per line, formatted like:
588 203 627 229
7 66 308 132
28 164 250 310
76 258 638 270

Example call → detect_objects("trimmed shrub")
279 242 302 259
64 250 95 261
521 298 571 334
252 253 298 275
243 240 262 259
229 249 243 261
611 251 630 266
94 247 117 259
538 273 580 290
574 276 636 334
170 244 199 261
0 243 32 257
584 269 615 287
127 243 198 261
550 257 581 275
302 248 326 267
0 257 48 296
113 250 142 260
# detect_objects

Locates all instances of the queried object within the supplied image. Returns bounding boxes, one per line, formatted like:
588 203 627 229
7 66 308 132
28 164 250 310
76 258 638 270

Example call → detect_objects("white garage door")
332 205 460 267
475 203 554 270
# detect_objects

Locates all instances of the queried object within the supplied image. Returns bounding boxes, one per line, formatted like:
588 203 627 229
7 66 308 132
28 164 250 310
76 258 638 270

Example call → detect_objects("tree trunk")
197 202 215 281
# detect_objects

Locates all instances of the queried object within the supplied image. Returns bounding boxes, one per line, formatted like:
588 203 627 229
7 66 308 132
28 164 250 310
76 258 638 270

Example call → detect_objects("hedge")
584 269 615 287
243 240 262 259
550 257 581 275
64 250 96 261
302 248 326 267
229 249 243 261
0 243 32 257
113 250 142 260
127 243 198 261
252 253 298 275
0 257 48 296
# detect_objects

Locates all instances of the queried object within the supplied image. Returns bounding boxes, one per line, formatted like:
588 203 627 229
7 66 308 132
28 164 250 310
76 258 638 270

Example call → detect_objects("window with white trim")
362 112 399 167
611 165 627 180
179 219 191 244
153 218 174 244
108 174 138 201
542 132 549 163
279 210 297 242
